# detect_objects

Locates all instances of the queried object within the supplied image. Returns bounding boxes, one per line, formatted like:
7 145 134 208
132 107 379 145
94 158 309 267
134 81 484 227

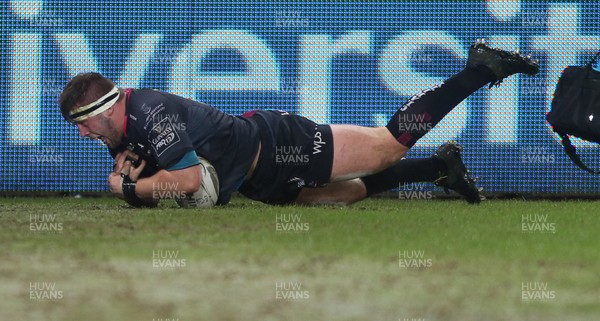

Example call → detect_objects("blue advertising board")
1 0 600 193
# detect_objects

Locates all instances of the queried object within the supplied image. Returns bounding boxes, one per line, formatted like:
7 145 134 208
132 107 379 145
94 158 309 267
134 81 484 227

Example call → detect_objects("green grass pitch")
1 196 599 321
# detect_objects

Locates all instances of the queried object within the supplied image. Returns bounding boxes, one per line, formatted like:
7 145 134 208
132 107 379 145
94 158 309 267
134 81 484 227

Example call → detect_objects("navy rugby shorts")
238 110 334 204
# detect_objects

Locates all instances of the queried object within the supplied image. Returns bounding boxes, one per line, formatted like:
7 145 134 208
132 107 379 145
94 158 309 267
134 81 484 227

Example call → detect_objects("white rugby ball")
176 157 220 208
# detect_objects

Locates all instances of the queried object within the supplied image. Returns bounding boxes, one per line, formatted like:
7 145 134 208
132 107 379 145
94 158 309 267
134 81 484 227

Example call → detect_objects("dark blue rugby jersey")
110 89 260 204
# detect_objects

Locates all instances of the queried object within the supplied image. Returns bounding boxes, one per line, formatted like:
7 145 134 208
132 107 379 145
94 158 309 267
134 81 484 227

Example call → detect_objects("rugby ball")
175 157 220 208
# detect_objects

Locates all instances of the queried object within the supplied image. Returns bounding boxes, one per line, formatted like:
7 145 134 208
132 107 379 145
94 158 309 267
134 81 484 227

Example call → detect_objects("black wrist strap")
122 175 147 207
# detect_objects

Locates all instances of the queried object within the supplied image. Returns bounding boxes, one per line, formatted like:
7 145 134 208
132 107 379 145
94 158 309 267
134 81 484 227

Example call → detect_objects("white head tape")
69 86 120 122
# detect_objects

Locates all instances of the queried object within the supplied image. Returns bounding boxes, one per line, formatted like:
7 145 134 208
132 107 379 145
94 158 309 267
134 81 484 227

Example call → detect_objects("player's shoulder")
126 89 175 119
128 88 167 107
124 89 169 132
129 88 213 110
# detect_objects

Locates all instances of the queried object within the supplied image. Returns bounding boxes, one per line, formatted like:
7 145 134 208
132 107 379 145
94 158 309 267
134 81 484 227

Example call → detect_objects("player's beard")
97 115 122 148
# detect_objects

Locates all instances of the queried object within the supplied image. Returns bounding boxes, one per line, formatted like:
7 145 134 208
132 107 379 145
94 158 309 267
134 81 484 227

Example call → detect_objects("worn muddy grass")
0 197 598 320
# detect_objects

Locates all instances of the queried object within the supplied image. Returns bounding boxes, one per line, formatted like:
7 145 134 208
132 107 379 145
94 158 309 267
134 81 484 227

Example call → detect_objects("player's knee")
375 127 409 167
375 152 401 172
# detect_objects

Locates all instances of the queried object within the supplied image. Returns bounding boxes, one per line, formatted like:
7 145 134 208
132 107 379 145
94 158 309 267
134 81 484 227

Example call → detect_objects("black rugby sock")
361 157 447 197
386 66 495 148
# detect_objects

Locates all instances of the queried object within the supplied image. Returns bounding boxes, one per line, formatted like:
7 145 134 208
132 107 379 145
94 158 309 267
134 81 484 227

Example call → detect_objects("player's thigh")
295 178 367 206
329 125 408 181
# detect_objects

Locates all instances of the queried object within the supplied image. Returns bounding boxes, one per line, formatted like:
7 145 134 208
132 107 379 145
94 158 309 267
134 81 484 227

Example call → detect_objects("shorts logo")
313 130 326 154
149 117 181 157
288 177 305 188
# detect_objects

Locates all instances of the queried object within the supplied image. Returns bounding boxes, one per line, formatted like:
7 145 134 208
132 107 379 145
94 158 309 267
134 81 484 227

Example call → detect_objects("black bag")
547 52 600 174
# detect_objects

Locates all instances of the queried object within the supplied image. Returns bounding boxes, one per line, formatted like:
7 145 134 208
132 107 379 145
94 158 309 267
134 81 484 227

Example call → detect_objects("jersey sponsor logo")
149 117 181 157
143 103 166 130
141 103 152 114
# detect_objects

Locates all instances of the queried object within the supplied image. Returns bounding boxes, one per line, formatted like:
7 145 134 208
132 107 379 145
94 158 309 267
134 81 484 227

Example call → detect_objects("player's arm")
133 165 201 199
110 150 202 199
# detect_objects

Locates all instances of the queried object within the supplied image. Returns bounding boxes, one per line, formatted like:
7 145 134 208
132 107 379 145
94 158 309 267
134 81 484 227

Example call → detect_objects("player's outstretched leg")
385 38 539 149
432 142 484 204
327 39 539 183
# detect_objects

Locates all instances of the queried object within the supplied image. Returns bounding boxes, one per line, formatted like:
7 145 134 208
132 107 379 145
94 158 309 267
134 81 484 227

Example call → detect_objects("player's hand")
108 172 124 198
127 159 146 182
116 152 145 182
113 150 140 174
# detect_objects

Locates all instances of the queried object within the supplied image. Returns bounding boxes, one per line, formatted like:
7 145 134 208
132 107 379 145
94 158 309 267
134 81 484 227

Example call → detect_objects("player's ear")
105 104 116 117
